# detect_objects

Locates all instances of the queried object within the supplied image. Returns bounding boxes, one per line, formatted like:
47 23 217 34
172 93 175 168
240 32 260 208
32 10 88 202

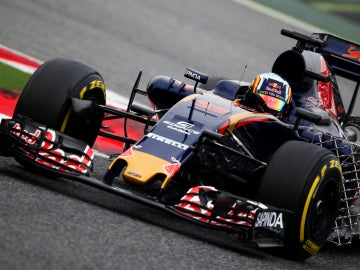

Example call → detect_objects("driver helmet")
249 72 292 119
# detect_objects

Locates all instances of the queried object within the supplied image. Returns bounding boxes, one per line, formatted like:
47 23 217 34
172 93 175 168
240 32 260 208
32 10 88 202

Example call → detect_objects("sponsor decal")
120 145 142 158
121 147 133 157
163 157 181 177
184 69 201 81
302 239 320 255
255 211 283 229
163 120 200 135
146 132 189 150
259 87 284 101
268 82 281 89
127 171 142 178
342 44 360 62
80 79 106 99
264 86 283 96
329 159 342 172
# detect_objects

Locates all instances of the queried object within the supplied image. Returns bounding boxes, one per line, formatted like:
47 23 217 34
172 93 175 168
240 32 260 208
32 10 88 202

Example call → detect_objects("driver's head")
249 72 292 119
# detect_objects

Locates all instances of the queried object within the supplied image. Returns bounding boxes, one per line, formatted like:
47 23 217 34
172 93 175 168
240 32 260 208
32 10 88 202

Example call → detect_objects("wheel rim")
309 177 339 241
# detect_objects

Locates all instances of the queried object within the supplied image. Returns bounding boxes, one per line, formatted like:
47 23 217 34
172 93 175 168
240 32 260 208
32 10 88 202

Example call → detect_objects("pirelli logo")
146 132 189 150
302 239 320 255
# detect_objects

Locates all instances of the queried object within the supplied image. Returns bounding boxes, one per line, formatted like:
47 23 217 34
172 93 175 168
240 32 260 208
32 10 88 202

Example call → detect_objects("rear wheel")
14 58 106 146
256 141 342 260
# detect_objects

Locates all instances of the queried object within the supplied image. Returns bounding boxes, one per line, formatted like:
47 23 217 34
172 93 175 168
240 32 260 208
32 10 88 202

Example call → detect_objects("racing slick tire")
256 141 342 261
13 58 106 146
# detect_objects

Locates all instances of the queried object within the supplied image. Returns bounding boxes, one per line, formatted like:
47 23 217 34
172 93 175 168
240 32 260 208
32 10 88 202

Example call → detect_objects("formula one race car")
1 29 360 261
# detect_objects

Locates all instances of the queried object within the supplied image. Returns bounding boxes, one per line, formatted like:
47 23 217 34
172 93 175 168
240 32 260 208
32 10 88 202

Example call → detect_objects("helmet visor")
258 93 286 112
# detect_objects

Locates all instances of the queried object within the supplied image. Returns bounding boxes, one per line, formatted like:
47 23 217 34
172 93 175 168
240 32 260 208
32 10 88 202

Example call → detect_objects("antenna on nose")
240 65 247 82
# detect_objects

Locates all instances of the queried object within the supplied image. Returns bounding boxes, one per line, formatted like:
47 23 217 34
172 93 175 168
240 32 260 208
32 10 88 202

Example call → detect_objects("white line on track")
0 58 38 74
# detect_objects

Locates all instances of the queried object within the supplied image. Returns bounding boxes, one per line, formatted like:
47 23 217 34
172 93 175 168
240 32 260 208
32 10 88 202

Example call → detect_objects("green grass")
311 2 360 12
0 61 30 91
303 0 360 12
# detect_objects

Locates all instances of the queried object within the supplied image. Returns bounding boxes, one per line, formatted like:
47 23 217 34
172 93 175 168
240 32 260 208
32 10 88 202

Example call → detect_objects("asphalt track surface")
0 0 360 269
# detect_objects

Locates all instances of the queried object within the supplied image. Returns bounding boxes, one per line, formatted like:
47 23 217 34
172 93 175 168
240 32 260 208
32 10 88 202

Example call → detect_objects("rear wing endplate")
314 33 360 82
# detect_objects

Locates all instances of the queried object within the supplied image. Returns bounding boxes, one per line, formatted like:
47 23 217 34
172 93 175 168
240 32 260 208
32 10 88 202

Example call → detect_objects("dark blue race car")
1 29 359 261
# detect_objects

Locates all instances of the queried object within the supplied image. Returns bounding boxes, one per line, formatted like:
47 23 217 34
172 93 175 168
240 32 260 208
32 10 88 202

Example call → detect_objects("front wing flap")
69 178 292 248
0 118 94 176
170 186 290 248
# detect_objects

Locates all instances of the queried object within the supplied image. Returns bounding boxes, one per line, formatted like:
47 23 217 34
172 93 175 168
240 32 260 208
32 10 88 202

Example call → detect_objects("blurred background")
252 0 360 43
305 0 360 24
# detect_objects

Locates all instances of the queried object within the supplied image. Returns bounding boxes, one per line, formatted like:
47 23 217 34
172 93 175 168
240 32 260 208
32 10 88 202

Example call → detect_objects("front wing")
0 118 94 176
0 117 291 248
71 175 291 248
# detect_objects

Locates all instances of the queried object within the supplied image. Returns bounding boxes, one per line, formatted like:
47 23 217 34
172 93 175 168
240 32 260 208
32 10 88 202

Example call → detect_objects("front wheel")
14 58 106 146
256 141 342 260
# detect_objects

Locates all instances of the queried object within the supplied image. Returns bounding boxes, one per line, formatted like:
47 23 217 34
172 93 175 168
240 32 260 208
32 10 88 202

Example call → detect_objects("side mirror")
184 68 209 92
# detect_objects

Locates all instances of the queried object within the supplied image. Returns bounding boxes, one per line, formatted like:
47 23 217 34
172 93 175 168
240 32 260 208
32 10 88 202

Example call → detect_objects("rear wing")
281 29 360 82
281 29 360 120
313 33 360 82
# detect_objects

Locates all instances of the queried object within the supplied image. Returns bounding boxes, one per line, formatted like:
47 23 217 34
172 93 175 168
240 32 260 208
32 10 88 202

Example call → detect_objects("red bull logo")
342 44 360 62
268 82 281 89
163 157 181 177
121 146 133 157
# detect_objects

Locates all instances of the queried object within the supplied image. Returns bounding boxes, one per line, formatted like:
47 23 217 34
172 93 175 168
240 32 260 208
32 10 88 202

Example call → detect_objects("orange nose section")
119 150 172 185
